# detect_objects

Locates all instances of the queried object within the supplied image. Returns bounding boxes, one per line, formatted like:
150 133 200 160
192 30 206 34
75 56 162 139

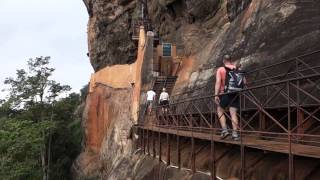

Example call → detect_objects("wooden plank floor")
139 126 320 159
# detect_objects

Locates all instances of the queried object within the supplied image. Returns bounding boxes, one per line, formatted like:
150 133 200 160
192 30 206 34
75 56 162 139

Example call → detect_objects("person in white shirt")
159 88 169 113
146 88 156 115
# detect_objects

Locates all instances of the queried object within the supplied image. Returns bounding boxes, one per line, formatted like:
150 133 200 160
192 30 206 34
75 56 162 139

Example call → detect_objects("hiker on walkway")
146 88 156 115
214 54 246 141
159 88 170 114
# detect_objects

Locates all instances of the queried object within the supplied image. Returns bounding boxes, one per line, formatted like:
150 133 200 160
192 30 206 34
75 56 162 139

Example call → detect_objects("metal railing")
170 50 320 102
135 50 320 180
136 73 320 179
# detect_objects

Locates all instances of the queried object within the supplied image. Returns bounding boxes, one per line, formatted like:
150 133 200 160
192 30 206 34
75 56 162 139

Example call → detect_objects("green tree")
48 93 83 180
2 56 72 180
0 118 55 180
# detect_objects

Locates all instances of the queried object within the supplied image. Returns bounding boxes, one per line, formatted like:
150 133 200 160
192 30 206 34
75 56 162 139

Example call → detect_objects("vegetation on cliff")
0 57 84 180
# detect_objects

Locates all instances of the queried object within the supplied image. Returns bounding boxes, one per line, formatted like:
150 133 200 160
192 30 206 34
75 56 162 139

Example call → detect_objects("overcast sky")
0 0 93 99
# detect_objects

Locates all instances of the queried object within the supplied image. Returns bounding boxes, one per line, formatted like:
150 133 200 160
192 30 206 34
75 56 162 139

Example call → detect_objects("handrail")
247 49 320 74
147 73 320 136
138 51 320 131
167 73 320 106
138 75 320 143
246 66 320 85
170 50 320 100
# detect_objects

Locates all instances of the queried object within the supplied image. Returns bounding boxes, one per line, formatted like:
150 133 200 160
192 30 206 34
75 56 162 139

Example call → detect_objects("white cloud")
0 0 93 99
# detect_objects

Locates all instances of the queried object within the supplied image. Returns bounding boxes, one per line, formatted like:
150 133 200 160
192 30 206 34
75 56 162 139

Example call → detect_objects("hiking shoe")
232 131 240 141
220 129 230 139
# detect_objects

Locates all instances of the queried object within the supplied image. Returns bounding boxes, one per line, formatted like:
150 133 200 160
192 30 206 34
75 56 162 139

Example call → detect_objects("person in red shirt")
214 54 244 140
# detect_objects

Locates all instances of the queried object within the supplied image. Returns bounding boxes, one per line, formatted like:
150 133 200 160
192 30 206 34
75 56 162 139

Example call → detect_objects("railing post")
139 128 142 150
240 91 246 180
147 129 150 154
176 109 181 169
158 106 162 161
259 112 266 137
211 94 216 180
297 109 305 135
142 129 146 154
295 61 304 136
287 81 295 180
190 106 196 173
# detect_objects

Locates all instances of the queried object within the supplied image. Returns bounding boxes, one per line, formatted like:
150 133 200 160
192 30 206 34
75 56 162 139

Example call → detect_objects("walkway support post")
143 129 146 154
210 139 216 180
159 131 162 162
287 82 295 180
177 135 181 169
191 136 196 173
166 133 171 166
240 92 246 180
152 131 156 158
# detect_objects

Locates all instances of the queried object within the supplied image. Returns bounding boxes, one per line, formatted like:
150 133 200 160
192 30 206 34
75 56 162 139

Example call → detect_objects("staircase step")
152 76 177 97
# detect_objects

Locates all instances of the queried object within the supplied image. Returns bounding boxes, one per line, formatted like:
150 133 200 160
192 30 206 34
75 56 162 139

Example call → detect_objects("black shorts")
219 93 240 109
160 100 169 107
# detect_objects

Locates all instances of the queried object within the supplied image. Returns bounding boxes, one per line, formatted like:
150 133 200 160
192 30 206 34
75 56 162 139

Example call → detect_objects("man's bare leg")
229 107 239 130
217 106 229 138
148 104 152 115
230 107 240 140
217 106 227 129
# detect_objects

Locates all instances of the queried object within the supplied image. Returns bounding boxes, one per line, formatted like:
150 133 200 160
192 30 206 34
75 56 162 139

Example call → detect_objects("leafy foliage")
0 118 55 179
0 57 83 180
47 93 83 180
4 56 71 109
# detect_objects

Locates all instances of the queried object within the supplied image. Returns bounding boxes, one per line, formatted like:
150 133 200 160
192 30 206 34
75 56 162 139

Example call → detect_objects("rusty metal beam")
241 145 246 180
177 135 181 169
142 129 146 154
191 136 196 173
293 106 320 133
243 92 288 132
210 139 216 180
166 133 171 166
192 102 212 128
159 131 162 162
152 131 156 158
147 129 150 154
241 85 286 130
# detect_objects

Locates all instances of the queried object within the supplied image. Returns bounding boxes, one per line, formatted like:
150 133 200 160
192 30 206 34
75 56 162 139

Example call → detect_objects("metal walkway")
135 50 320 180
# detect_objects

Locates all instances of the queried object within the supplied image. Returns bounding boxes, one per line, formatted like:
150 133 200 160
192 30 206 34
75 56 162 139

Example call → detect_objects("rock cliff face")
84 0 320 90
74 0 320 179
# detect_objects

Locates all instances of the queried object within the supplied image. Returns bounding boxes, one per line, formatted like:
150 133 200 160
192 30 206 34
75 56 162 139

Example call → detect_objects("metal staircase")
152 76 177 101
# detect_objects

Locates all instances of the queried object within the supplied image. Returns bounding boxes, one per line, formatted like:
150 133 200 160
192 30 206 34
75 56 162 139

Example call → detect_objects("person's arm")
214 69 222 104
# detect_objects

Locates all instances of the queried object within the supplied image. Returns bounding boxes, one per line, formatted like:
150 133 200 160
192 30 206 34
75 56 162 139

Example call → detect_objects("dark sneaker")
220 130 230 139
